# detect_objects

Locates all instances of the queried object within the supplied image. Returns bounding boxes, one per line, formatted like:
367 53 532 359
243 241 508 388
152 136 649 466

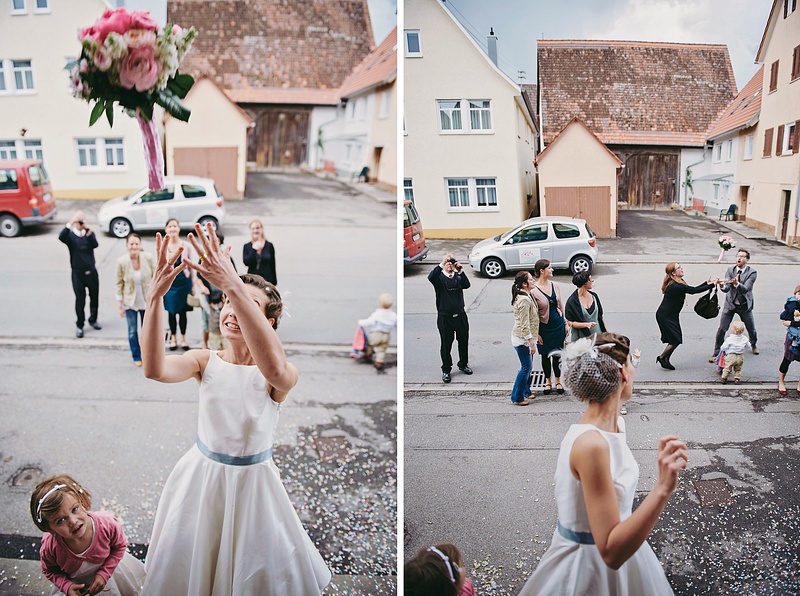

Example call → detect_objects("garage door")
544 186 613 238
173 147 239 199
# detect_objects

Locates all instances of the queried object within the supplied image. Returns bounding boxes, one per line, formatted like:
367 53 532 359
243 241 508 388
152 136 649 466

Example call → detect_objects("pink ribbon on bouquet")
718 249 725 263
136 113 165 191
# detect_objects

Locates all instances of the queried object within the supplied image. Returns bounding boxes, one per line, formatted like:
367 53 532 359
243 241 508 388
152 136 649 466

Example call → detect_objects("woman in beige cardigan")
116 233 155 366
511 271 539 405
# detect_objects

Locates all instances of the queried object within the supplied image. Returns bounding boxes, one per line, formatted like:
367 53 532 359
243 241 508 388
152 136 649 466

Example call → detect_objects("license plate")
412 233 420 241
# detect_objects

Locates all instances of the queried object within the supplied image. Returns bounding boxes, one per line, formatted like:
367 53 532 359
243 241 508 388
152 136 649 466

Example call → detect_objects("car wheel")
481 257 505 279
110 218 132 238
0 214 22 238
570 255 593 274
197 216 218 230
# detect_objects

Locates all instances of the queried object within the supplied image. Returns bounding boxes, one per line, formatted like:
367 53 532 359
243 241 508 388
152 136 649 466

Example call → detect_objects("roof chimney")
487 28 498 66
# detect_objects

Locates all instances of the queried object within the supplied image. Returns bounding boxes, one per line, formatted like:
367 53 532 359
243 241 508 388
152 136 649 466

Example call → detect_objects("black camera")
448 258 458 264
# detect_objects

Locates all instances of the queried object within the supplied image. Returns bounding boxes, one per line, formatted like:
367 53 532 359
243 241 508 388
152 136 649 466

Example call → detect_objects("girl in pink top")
30 474 145 596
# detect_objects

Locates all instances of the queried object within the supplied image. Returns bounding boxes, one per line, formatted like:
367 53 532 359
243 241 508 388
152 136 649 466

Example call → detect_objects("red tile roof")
168 0 374 104
338 27 397 99
538 40 737 147
705 66 763 140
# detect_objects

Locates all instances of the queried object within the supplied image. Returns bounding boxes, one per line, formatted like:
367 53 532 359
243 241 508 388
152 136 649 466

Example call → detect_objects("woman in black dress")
242 219 277 285
656 262 716 370
532 259 568 394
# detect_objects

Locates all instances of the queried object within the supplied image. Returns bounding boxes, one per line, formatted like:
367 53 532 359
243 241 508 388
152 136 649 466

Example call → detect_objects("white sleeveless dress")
143 352 331 595
519 419 674 595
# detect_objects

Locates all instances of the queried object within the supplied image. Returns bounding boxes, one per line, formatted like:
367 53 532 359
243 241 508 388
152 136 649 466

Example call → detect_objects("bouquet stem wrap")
137 113 165 191
718 249 725 263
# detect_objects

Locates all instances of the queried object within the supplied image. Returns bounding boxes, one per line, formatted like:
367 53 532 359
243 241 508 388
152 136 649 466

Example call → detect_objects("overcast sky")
123 0 396 45
439 0 772 91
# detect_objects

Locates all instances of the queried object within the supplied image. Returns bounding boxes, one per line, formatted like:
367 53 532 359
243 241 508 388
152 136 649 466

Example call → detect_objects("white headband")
35 484 66 523
427 547 456 584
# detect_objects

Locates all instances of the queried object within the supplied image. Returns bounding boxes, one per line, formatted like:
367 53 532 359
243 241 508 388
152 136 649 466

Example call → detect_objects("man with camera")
428 252 472 383
59 210 101 338
710 247 758 362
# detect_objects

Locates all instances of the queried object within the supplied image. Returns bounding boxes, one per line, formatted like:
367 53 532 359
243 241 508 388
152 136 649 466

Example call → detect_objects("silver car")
97 176 225 238
468 216 599 278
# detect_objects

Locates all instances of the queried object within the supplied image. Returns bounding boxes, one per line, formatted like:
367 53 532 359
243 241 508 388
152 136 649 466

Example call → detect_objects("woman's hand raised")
148 232 189 299
186 223 239 291
655 435 688 495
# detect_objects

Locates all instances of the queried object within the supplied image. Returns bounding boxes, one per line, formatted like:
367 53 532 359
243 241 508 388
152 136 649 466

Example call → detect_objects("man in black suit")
428 252 473 383
59 210 101 338
710 248 758 361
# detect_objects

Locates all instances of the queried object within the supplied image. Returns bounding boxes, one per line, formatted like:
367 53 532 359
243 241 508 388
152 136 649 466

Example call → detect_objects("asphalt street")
404 209 800 595
0 172 398 595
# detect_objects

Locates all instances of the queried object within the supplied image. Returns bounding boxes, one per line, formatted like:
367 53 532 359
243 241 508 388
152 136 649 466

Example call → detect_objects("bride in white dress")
519 333 686 596
140 223 331 595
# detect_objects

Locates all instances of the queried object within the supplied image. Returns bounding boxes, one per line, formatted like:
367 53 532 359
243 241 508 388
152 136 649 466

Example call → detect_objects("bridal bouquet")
68 8 197 190
717 235 736 262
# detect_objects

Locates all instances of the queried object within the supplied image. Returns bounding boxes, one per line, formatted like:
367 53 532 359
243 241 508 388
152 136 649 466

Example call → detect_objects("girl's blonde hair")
661 262 687 293
378 293 393 309
731 321 745 334
30 474 92 533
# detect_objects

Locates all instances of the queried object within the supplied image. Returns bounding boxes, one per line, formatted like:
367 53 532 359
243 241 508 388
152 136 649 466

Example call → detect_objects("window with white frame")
446 177 498 210
12 60 34 91
0 141 17 160
404 179 414 202
77 138 126 169
346 100 355 120
11 0 26 14
23 139 43 161
713 143 722 162
33 0 49 12
744 134 754 160
438 100 462 131
405 30 421 56
0 61 6 92
437 99 493 133
356 97 367 120
725 140 733 161
378 91 390 119
104 138 125 166
783 121 797 155
469 100 492 130
787 0 796 17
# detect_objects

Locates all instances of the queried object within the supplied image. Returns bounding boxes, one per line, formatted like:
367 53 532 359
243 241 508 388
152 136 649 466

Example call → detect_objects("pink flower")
80 8 159 42
172 24 183 36
124 29 157 49
93 46 112 71
119 46 160 92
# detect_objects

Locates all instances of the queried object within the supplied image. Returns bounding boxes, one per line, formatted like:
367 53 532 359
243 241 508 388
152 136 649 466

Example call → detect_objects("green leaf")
155 88 191 122
105 103 114 127
168 73 195 99
89 101 105 127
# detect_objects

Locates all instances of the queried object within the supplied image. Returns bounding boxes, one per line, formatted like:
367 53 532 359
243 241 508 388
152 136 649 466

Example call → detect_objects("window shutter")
771 61 780 91
794 121 800 154
794 0 798 13
793 45 800 80
777 125 785 155
786 0 789 18
764 128 773 157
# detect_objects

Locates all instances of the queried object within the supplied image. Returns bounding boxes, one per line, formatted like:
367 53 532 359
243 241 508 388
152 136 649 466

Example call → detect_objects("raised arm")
188 224 298 394
140 233 203 383
572 433 687 570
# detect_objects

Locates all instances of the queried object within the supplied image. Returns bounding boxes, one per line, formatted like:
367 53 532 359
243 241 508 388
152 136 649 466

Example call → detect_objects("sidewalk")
306 167 397 205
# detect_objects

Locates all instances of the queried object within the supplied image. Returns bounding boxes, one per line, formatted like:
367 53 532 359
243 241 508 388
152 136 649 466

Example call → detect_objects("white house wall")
744 3 800 241
0 0 150 200
308 105 338 172
164 78 250 196
317 95 373 177
405 0 536 238
370 83 397 192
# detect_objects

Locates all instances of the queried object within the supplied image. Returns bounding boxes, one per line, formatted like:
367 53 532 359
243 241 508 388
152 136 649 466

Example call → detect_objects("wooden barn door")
248 108 310 168
545 186 613 238
173 147 239 198
620 153 678 208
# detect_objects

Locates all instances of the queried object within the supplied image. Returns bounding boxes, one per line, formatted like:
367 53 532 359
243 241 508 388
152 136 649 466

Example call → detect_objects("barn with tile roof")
537 40 737 210
168 0 374 168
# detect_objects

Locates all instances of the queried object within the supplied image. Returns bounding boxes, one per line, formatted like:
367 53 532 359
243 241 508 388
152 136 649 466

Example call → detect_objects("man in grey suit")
710 248 758 361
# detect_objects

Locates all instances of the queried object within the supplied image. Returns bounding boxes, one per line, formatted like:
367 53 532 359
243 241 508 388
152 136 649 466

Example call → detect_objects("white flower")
105 33 128 60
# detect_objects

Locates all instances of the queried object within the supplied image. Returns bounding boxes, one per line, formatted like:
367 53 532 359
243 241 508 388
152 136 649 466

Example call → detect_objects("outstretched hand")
186 223 238 291
148 232 189 299
655 435 688 494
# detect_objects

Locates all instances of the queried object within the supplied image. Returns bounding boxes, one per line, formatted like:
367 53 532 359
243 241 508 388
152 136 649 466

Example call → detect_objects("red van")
403 200 428 265
0 159 57 237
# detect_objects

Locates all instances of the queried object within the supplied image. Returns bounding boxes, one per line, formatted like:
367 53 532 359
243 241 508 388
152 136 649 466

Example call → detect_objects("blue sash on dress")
196 437 273 466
